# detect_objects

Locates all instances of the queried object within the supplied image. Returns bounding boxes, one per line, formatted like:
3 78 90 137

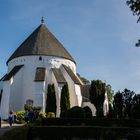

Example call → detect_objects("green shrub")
46 84 56 115
39 112 46 119
46 112 55 118
24 104 33 111
131 104 140 119
60 84 70 113
16 111 25 124
107 104 116 118
83 106 92 118
66 106 86 118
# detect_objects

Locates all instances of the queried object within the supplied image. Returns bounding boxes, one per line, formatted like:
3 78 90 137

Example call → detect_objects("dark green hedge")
27 126 140 140
41 118 140 127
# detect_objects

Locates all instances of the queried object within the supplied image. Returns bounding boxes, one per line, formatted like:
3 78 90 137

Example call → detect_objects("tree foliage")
113 89 135 118
60 84 70 113
89 80 106 117
126 0 140 46
106 84 114 104
127 0 140 22
131 94 140 118
123 88 135 117
45 84 56 115
113 91 124 118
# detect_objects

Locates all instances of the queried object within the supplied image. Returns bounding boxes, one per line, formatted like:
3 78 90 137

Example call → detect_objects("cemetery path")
0 121 24 137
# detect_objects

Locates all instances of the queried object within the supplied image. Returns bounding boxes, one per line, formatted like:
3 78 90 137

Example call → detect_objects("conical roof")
7 23 75 64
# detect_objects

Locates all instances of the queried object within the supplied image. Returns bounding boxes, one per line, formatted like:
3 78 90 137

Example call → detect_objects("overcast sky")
0 0 140 93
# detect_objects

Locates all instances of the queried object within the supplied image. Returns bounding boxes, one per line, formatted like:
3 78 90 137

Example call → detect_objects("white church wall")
3 55 77 117
21 61 37 107
9 67 24 112
60 66 78 107
74 84 82 106
34 82 45 112
0 81 11 119
103 92 109 116
8 56 76 73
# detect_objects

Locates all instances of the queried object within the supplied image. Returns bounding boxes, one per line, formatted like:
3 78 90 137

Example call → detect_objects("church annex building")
0 20 108 119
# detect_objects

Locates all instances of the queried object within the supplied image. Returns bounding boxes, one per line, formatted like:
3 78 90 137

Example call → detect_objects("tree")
60 84 70 113
131 94 140 118
122 88 135 117
126 0 140 46
106 84 114 104
113 91 124 118
107 104 116 118
89 80 106 117
45 84 56 115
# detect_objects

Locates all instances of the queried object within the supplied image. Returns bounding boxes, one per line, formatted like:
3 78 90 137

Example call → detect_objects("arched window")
39 56 42 61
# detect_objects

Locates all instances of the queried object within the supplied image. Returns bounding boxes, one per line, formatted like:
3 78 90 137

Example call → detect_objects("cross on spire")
41 17 44 24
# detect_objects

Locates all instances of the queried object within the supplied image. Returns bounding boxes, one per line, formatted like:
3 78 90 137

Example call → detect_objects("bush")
46 112 55 118
83 106 92 118
65 106 86 118
24 104 33 111
107 104 116 118
39 112 46 119
16 111 25 124
131 104 140 119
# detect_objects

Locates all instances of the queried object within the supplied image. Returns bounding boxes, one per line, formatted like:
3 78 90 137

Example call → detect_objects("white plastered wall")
9 67 24 111
0 55 78 119
103 92 109 116
0 81 11 119
60 66 78 107
74 84 82 106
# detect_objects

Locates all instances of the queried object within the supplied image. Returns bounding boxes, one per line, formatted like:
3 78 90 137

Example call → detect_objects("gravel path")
0 121 24 137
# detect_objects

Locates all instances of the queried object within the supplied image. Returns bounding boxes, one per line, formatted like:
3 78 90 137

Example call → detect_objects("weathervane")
41 16 44 24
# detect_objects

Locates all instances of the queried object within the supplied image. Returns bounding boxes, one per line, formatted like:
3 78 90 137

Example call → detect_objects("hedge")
41 118 140 127
27 126 140 140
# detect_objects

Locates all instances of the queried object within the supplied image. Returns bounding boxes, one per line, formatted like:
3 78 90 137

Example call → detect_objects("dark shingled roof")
3 65 24 81
80 85 90 99
7 24 75 64
34 67 46 81
0 74 7 81
63 65 82 85
52 68 67 84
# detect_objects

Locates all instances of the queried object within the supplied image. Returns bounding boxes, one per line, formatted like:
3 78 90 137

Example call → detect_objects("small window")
39 56 42 61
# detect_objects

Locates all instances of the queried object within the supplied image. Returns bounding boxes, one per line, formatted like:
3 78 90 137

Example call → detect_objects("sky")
0 0 140 93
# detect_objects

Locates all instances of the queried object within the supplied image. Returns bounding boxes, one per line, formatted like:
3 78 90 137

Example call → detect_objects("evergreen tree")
123 88 134 117
113 91 124 118
89 80 106 117
60 84 70 113
45 84 56 115
131 94 140 119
